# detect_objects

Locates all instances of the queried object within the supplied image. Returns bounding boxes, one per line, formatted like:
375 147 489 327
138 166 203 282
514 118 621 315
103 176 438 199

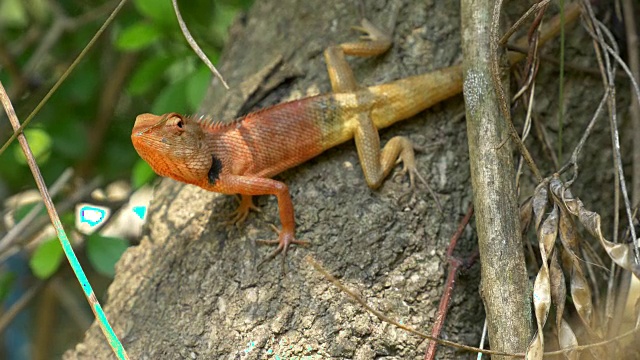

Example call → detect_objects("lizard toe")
256 228 310 273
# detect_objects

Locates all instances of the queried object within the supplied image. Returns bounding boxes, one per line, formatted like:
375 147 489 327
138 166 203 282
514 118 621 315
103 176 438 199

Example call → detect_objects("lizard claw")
257 225 310 273
395 165 444 215
351 18 391 43
225 195 261 227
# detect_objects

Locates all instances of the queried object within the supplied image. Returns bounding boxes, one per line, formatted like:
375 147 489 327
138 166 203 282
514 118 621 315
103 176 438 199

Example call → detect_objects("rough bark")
460 0 532 357
63 0 625 359
65 1 478 359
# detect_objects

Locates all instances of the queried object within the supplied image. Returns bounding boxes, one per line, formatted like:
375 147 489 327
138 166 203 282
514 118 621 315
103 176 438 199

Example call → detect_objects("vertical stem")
558 0 565 163
0 81 129 360
460 0 533 358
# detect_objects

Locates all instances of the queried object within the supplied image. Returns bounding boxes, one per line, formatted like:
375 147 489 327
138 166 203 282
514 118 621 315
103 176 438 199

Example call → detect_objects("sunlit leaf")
570 264 593 329
558 206 579 254
0 0 28 27
526 330 544 360
13 128 52 164
29 238 64 279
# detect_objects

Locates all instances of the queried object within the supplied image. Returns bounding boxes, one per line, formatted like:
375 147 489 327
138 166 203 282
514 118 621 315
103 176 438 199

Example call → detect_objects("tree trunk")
461 1 532 357
65 0 615 358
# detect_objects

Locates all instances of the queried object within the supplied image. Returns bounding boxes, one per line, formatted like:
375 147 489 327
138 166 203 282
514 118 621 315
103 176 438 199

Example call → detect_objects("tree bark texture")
64 0 622 359
461 0 532 357
66 1 477 358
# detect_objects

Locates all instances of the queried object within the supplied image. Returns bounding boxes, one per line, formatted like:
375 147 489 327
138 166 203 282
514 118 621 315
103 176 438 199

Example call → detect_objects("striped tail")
368 65 463 129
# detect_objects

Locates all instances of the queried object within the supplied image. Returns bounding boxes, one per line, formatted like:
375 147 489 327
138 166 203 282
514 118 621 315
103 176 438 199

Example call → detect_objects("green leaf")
186 65 211 110
127 56 173 96
133 0 176 27
0 272 16 302
115 22 162 51
86 234 129 277
30 238 64 279
0 0 28 28
13 128 52 165
132 159 156 189
151 76 190 114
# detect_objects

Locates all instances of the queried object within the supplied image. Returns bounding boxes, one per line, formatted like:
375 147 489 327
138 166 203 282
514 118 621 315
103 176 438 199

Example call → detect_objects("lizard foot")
226 195 261 227
257 225 310 273
395 164 444 214
351 18 391 44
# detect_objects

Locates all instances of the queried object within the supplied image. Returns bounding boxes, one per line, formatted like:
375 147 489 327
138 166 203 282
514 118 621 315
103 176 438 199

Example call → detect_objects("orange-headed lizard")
131 19 462 263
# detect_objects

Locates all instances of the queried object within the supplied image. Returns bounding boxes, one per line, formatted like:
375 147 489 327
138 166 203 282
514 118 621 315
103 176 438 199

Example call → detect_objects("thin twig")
307 254 640 357
621 0 640 206
51 277 93 330
306 255 519 357
0 0 128 157
581 1 639 262
0 81 129 359
0 168 74 254
0 176 103 262
557 0 565 163
172 0 229 90
425 204 474 359
498 0 551 45
556 89 609 184
491 0 543 183
477 319 488 360
0 280 45 334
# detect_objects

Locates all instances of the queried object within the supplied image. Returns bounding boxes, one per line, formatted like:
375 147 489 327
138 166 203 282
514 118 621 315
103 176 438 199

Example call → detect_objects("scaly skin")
131 20 462 266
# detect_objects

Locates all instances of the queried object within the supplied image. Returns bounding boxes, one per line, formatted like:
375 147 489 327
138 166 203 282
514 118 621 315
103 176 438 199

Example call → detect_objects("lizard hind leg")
356 119 443 212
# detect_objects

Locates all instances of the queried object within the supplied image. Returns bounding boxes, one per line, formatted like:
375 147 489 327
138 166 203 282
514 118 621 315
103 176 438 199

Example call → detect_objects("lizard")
131 19 461 265
131 11 571 265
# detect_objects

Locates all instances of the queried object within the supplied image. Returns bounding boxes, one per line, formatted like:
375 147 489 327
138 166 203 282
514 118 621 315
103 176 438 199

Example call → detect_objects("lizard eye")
166 114 185 134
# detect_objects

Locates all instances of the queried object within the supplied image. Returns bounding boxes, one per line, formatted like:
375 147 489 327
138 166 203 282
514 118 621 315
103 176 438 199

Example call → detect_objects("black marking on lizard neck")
208 154 223 185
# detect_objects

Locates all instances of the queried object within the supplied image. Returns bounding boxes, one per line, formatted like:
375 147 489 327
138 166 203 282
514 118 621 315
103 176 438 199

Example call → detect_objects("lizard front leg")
227 194 261 226
324 19 424 190
218 174 308 267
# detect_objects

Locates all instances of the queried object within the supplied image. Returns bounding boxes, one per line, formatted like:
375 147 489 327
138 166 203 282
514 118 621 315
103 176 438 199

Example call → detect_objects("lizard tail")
368 65 463 129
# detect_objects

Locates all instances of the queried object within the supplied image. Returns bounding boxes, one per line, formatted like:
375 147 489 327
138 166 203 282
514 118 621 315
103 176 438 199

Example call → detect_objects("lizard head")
131 113 213 185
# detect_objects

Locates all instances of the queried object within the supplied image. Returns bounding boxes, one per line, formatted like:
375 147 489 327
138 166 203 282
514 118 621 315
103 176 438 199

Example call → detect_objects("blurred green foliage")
86 234 129 277
0 0 253 319
0 0 254 193
29 238 64 279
